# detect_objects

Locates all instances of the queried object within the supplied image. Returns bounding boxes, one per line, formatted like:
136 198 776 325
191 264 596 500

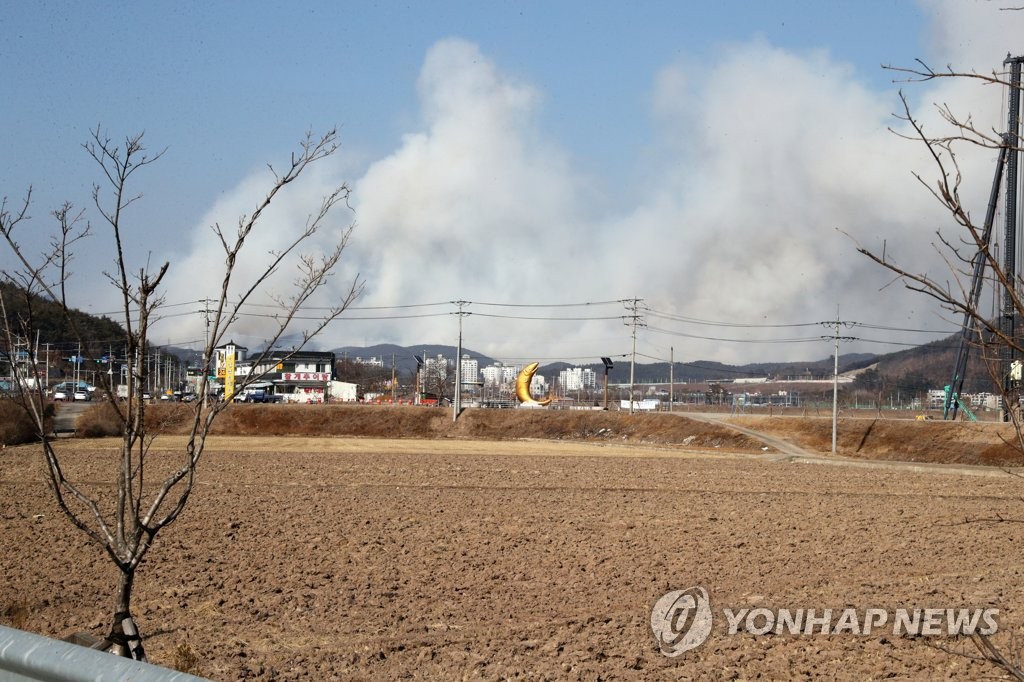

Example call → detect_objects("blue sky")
3 2 924 216
0 1 1019 364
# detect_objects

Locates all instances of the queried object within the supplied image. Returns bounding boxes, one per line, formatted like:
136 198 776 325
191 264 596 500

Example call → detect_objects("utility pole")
1002 55 1024 422
669 346 674 413
452 300 469 421
106 344 114 395
832 321 840 455
391 353 396 403
823 309 856 455
623 298 644 414
199 298 214 409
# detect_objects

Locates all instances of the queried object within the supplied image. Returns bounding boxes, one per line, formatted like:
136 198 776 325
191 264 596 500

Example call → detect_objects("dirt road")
683 412 817 457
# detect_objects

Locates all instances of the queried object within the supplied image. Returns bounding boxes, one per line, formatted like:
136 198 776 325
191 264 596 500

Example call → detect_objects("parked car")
52 390 68 401
238 389 276 403
73 390 90 401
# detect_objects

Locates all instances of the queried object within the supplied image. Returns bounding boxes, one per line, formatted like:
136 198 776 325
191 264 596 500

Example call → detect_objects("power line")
466 299 625 308
111 297 962 337
645 308 822 329
851 322 958 334
232 310 451 321
646 325 825 344
74 294 965 363
240 300 453 311
487 353 632 363
645 307 957 334
847 336 959 348
470 312 624 321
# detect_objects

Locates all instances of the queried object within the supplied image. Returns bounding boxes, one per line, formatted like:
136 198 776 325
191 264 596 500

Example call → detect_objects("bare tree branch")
0 126 361 660
863 56 1024 679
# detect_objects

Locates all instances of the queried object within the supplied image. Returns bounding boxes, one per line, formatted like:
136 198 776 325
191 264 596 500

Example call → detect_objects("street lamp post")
601 357 614 410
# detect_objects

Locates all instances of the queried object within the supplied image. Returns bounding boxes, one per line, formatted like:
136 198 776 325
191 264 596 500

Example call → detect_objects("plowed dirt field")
3 408 1024 679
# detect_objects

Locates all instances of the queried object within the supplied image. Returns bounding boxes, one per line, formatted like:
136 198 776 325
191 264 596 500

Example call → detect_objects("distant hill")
333 344 497 376
329 343 877 385
327 338 998 394
857 333 992 392
0 281 127 355
0 282 990 394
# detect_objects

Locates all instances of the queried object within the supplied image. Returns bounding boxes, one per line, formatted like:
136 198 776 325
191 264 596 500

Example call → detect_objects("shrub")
77 401 123 438
144 403 193 434
0 399 51 445
77 401 196 438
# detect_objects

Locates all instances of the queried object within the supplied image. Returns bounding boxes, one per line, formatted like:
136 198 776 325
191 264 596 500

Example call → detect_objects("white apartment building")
559 367 597 391
481 362 523 386
481 365 502 386
460 355 479 383
423 354 449 380
501 364 521 384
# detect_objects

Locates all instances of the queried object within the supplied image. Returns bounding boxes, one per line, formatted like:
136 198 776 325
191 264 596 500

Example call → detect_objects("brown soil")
143 404 1024 467
2 408 1024 679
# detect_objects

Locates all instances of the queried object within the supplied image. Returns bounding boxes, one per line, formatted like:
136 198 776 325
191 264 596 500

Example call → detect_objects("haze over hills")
333 343 878 385
848 334 991 393
333 332 992 393
0 281 990 396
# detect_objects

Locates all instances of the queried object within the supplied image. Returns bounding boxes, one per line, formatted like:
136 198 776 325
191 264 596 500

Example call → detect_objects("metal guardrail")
0 625 209 682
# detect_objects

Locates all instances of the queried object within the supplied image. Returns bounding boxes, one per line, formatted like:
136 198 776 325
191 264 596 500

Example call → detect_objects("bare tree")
0 127 363 660
855 58 1024 443
420 355 454 405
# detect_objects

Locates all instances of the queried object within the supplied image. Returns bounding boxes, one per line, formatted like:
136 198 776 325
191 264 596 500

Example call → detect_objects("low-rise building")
214 342 336 403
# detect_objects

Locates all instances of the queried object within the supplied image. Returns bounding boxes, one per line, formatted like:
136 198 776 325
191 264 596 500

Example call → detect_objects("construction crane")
945 54 1024 421
943 385 978 422
944 140 1009 420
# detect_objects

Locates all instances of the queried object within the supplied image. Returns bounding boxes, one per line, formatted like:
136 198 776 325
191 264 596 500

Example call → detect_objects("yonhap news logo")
650 587 714 657
651 586 999 657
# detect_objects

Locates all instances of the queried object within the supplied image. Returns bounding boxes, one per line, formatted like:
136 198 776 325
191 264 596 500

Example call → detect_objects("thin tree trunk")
106 568 147 660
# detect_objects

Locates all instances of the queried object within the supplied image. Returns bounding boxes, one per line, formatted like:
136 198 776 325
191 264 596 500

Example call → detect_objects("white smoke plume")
154 1 1024 364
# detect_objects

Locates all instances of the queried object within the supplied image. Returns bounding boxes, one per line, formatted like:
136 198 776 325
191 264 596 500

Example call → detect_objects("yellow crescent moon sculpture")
515 362 552 406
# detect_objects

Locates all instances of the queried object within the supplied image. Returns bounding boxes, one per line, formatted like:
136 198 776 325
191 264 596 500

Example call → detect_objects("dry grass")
0 399 52 446
172 641 201 675
47 403 1024 467
76 401 198 439
144 404 767 452
207 402 449 437
76 401 122 438
731 415 1024 466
